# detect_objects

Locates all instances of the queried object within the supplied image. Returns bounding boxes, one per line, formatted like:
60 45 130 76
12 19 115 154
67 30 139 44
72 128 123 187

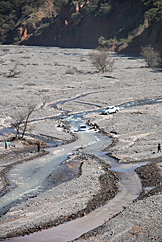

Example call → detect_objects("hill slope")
1 0 162 54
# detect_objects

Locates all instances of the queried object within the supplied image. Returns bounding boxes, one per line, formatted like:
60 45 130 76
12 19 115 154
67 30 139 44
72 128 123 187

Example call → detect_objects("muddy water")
8 171 142 242
0 126 101 215
4 114 148 242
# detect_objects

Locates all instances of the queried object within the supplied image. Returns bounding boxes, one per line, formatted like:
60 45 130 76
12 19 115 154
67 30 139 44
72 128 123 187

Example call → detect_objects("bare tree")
89 50 115 73
140 45 161 68
21 104 36 138
11 104 36 139
11 112 26 138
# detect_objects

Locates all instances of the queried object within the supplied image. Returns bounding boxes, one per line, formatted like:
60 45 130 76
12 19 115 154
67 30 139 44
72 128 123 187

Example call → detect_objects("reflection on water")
0 118 103 215
1 97 158 241
0 97 155 215
119 97 162 109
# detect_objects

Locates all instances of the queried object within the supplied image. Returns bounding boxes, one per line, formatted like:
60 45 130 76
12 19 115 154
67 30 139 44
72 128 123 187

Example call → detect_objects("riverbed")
0 45 162 241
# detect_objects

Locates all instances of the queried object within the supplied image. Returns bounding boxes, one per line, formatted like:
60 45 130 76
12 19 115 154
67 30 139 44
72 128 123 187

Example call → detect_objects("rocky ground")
0 45 162 241
0 152 118 239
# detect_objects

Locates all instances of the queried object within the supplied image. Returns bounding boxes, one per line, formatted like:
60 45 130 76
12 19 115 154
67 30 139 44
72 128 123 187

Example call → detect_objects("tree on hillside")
11 103 36 139
89 50 115 73
140 45 161 68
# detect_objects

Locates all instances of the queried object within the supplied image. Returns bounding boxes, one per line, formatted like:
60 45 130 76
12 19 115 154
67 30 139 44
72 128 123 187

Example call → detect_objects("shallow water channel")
2 97 162 241
3 110 149 242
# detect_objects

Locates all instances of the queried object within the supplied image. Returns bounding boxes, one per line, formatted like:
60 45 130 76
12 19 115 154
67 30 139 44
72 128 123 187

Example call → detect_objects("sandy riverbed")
0 45 162 241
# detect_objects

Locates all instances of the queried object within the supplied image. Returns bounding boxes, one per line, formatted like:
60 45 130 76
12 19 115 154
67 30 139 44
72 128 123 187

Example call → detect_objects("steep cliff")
22 0 144 49
0 0 65 45
2 0 162 54
122 19 162 54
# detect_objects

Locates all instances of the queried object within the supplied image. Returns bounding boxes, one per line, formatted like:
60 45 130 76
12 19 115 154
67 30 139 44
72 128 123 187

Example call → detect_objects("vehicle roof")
105 106 114 109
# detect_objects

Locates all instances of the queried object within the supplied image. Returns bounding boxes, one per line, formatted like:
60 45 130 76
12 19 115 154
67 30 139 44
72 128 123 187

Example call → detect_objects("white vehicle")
78 125 87 131
101 106 119 115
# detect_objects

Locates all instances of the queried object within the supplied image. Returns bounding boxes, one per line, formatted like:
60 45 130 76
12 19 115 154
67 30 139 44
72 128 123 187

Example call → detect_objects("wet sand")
0 46 162 241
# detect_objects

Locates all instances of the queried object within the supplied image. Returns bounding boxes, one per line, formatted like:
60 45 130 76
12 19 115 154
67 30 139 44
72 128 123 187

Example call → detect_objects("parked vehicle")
78 125 88 131
101 106 119 115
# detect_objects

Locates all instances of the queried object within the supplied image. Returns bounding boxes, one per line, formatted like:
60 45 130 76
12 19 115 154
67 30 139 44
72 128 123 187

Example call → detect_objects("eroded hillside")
1 0 162 54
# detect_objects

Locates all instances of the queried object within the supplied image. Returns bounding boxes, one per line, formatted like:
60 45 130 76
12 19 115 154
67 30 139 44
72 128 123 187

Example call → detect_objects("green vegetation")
0 0 46 43
0 0 70 44
97 0 162 50
1 0 162 45
0 0 114 44
77 0 112 17
142 0 162 21
54 0 69 13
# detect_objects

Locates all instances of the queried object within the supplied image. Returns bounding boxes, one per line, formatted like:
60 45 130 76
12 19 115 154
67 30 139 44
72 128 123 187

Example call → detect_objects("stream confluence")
2 98 161 241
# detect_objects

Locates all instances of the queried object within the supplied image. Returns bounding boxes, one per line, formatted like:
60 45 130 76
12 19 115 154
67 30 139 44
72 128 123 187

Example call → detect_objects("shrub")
98 3 111 16
140 45 161 68
89 50 115 73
